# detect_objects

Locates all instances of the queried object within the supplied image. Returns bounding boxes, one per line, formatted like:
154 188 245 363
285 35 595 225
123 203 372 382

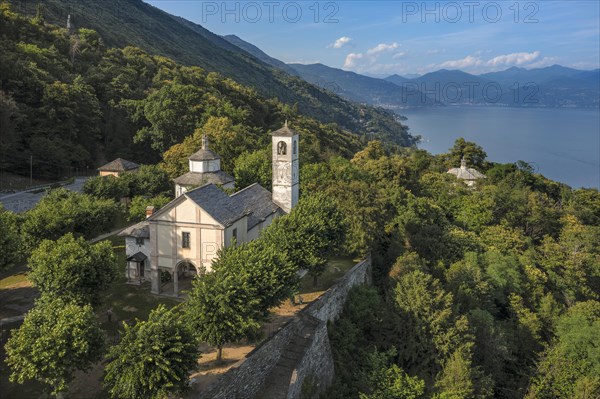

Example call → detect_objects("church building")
119 123 299 296
447 157 485 187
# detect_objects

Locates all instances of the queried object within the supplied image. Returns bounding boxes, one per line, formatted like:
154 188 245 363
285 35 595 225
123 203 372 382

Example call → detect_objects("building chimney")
145 206 155 218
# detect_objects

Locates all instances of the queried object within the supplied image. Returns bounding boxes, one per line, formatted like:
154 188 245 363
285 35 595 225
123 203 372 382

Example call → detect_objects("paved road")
0 177 89 213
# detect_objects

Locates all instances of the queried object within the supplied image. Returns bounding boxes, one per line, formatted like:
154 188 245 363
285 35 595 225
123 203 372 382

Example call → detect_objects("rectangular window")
182 232 190 249
232 228 237 244
135 237 144 246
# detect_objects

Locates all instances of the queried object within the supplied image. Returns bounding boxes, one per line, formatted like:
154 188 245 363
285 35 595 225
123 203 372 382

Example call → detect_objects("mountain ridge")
10 0 414 145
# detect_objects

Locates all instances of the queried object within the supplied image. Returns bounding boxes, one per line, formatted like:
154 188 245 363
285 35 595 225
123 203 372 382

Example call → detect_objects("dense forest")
307 140 600 399
0 1 414 178
1 3 599 399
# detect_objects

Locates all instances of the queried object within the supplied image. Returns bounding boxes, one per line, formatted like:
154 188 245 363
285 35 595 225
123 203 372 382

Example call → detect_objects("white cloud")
366 42 399 56
330 36 352 49
439 55 482 69
343 42 401 70
343 53 364 68
433 51 545 73
486 51 541 67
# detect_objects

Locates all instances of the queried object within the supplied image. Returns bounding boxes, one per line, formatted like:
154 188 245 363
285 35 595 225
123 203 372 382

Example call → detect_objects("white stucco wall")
124 236 151 283
224 217 248 247
190 159 221 173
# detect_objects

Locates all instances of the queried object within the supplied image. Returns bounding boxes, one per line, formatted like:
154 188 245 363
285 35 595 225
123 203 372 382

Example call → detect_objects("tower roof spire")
202 133 208 150
460 156 467 169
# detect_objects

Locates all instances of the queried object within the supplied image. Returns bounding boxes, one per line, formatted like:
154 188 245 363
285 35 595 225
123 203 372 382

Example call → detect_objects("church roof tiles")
184 183 280 228
98 158 139 172
173 171 234 186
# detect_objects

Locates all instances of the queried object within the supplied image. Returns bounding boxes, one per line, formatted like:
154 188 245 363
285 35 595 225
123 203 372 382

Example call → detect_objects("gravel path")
0 177 89 213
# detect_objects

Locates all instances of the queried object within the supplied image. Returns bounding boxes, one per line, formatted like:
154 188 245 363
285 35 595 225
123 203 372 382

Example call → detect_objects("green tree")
185 272 260 361
104 305 199 399
526 301 600 399
211 240 297 314
4 297 104 396
128 194 171 222
262 192 345 285
445 253 494 314
360 349 426 399
233 148 272 190
394 270 471 376
83 175 129 201
28 233 117 306
444 138 488 170
433 345 493 399
21 188 120 252
131 82 204 152
125 164 172 197
0 205 21 269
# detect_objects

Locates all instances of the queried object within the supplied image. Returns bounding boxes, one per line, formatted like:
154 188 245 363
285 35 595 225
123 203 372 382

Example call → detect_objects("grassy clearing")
0 272 30 290
298 257 357 295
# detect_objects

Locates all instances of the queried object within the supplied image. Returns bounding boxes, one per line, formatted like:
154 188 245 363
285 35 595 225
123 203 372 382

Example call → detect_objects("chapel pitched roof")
118 221 150 238
183 183 281 228
270 121 299 137
185 184 249 227
230 183 282 229
173 171 234 187
188 148 220 161
98 158 139 172
447 158 486 180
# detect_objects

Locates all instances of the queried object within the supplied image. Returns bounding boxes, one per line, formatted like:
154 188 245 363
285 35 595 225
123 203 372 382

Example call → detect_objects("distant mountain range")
18 0 599 110
288 63 439 108
292 63 599 109
219 34 598 109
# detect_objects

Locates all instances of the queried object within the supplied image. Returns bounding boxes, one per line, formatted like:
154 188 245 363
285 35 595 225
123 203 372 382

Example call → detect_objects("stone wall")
195 256 371 399
286 319 334 399
304 257 372 322
196 316 303 399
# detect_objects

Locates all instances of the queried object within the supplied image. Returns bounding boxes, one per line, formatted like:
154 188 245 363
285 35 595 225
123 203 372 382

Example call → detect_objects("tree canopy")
104 305 200 399
28 233 117 306
4 296 104 396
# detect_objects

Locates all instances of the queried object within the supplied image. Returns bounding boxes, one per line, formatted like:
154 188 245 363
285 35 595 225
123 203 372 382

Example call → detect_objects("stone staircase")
254 314 321 399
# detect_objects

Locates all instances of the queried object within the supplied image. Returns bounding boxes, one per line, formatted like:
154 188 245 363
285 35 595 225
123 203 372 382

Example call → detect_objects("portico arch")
174 260 200 297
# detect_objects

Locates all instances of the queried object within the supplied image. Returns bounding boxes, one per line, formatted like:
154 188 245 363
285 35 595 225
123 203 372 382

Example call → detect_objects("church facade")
119 123 299 296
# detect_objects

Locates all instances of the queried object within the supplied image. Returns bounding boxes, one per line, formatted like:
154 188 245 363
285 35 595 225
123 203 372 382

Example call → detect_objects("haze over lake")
401 107 600 189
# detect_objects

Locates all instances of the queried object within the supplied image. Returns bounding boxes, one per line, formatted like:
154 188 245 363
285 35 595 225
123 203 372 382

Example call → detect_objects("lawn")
0 271 30 290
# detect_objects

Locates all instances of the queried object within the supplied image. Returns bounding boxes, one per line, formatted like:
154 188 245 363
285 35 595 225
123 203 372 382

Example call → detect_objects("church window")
136 237 144 246
293 140 297 155
182 232 191 249
277 141 287 155
232 228 238 244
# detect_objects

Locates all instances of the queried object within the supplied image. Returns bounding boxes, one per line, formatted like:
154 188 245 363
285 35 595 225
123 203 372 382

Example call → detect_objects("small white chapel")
119 123 300 296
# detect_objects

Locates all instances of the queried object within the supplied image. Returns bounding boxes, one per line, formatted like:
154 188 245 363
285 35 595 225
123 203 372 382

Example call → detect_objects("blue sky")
146 0 600 77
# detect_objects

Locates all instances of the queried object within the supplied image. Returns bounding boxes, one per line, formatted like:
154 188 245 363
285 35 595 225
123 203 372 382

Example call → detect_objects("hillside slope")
9 0 414 145
222 34 299 76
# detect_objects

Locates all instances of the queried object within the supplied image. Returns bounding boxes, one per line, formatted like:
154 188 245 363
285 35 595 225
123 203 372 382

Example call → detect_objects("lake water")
399 106 600 189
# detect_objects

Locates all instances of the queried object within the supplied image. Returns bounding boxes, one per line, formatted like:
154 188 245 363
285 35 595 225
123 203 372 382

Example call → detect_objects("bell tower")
271 121 299 213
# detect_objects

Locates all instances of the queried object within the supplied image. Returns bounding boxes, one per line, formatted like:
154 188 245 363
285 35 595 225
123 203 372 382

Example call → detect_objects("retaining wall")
195 257 371 399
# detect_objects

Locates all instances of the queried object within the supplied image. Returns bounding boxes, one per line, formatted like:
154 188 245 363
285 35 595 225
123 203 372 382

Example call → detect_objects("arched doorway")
174 260 200 297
